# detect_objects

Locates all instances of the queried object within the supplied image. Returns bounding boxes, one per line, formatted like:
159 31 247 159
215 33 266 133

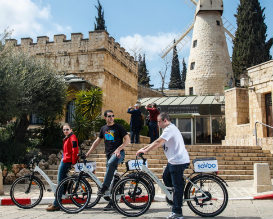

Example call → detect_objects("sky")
0 0 272 89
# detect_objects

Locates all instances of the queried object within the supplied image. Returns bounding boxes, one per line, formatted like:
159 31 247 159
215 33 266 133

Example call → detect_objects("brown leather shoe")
46 205 60 211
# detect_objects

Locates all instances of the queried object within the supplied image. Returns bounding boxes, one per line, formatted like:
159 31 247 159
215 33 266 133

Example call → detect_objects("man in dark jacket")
127 104 142 144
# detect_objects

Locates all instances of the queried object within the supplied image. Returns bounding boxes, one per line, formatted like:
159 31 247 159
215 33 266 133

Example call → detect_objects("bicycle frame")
33 165 57 193
140 164 209 202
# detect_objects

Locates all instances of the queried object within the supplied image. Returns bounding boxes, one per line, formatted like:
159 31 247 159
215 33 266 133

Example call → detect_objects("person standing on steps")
136 112 190 219
86 110 130 211
146 103 160 143
46 123 79 211
127 103 142 144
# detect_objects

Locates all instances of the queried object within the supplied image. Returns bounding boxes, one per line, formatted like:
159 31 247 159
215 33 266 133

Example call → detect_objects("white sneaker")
166 212 184 219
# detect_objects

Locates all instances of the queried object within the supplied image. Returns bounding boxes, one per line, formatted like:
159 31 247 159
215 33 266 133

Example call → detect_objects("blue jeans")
130 129 140 143
103 150 125 188
149 121 158 143
163 163 189 215
53 159 71 206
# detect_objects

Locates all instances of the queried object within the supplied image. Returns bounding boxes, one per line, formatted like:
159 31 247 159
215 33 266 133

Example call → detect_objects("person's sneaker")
103 202 115 211
46 205 60 211
166 212 184 219
97 186 108 197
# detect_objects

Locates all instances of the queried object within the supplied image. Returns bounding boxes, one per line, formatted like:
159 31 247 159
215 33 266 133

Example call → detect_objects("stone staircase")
39 142 273 185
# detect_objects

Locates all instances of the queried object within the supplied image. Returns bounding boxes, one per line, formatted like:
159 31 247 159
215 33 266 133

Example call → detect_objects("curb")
1 193 273 206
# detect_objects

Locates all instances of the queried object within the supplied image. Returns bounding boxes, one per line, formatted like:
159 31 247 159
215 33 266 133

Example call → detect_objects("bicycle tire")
10 175 43 209
184 174 228 217
125 172 155 209
56 176 91 214
82 174 101 208
112 177 152 217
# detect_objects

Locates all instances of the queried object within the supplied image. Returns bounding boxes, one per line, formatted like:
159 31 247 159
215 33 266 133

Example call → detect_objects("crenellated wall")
6 31 138 121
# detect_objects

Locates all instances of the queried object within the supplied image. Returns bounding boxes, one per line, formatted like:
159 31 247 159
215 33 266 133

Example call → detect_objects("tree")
232 0 273 82
181 58 187 89
0 38 67 142
138 54 152 87
73 88 103 144
94 0 106 31
158 57 170 93
169 40 182 89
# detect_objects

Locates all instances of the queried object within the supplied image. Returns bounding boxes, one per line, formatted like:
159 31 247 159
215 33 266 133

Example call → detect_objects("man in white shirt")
136 112 190 219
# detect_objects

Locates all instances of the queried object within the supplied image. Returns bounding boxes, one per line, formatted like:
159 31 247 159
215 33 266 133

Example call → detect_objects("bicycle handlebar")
137 153 147 165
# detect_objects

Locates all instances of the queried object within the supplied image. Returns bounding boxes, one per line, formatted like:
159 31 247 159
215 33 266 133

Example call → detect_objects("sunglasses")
63 129 70 131
107 115 115 118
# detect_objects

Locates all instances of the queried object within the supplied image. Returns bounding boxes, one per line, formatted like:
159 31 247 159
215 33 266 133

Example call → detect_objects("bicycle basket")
74 161 96 173
126 159 148 171
193 157 218 172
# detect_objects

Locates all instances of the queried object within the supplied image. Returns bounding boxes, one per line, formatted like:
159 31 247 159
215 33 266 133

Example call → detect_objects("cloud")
0 0 71 40
119 32 191 62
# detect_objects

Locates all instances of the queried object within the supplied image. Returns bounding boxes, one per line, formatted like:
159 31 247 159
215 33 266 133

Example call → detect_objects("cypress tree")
232 0 272 82
94 0 106 31
138 54 152 87
169 40 182 89
181 58 187 89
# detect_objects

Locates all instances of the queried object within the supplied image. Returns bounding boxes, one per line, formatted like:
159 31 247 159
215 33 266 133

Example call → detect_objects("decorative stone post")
254 163 273 193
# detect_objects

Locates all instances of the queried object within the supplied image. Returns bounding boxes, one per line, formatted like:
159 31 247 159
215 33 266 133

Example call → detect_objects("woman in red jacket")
46 123 79 211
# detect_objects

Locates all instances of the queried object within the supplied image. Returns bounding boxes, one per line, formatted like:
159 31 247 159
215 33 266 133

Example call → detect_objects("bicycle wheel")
83 174 101 208
125 172 155 209
56 176 91 214
184 174 228 217
112 177 152 217
10 175 43 209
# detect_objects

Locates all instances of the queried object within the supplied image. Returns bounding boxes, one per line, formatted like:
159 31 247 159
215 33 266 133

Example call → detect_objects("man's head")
151 103 157 108
157 112 171 129
104 110 115 125
134 104 140 109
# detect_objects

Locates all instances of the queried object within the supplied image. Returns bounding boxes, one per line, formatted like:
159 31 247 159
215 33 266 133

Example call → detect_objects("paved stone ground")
1 179 273 219
0 200 273 219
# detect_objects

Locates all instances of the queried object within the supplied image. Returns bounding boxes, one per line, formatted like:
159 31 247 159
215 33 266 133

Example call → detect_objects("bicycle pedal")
47 189 52 192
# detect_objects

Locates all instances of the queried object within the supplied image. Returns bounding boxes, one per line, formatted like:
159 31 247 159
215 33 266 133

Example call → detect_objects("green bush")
94 118 130 132
0 122 38 165
140 125 149 137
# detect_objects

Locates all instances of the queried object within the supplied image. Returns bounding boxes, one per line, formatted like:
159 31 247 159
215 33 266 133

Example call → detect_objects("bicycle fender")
192 173 228 187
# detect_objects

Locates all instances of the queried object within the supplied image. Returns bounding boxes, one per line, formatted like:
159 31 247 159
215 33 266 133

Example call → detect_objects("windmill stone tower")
185 0 232 95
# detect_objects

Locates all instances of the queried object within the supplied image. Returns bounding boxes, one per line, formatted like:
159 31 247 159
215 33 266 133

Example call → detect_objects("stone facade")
185 0 232 96
6 31 138 122
223 60 273 154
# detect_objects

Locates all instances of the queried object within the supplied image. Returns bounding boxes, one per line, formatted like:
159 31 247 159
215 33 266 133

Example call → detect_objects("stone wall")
223 60 273 153
138 85 164 98
6 31 138 122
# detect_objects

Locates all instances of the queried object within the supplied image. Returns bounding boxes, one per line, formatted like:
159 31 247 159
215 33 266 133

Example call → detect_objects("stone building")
6 30 138 122
223 60 273 153
185 0 232 96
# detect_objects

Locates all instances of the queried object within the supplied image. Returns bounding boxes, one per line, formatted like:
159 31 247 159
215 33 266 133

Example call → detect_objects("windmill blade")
161 22 194 58
222 16 236 42
184 0 197 9
189 0 197 6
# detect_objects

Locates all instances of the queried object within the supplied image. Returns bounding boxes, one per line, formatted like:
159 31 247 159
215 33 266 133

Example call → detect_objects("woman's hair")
63 123 71 129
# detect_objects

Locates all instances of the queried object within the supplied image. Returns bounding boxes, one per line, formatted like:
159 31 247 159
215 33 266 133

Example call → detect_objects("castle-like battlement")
6 31 137 73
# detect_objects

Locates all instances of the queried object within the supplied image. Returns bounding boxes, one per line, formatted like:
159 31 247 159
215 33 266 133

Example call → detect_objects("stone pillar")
254 163 273 193
0 167 3 195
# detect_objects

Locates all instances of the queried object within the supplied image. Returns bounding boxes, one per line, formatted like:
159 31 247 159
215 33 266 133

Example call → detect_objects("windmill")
161 0 235 95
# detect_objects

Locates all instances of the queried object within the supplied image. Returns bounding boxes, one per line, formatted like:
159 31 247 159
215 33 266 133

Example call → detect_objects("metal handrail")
255 121 273 145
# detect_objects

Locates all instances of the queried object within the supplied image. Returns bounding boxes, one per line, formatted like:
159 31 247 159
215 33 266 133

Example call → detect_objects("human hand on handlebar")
136 148 147 156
